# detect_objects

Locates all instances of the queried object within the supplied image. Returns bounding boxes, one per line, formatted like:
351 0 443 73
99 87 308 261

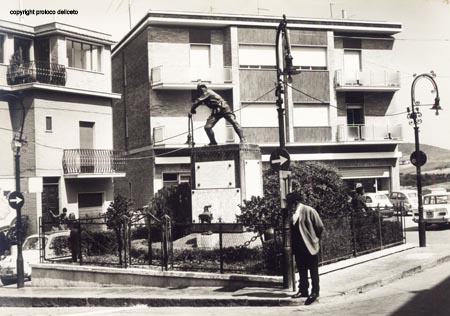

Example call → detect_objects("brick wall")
116 29 151 151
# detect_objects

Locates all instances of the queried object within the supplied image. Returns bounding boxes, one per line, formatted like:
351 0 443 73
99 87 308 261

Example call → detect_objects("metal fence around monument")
38 206 404 275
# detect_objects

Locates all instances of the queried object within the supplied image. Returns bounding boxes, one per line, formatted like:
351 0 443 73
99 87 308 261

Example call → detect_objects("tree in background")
106 195 135 265
238 161 350 233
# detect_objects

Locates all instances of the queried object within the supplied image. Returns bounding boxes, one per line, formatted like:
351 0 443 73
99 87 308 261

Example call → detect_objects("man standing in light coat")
287 191 324 305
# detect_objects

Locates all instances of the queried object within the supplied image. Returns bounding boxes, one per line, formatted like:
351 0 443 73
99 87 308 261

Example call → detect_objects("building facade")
0 19 124 233
112 11 403 208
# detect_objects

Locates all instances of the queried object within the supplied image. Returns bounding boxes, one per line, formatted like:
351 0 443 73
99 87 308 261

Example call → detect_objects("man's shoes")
208 142 218 146
291 291 308 299
304 293 319 305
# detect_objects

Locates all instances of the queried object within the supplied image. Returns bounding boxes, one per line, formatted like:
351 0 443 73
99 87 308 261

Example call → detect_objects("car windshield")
23 237 46 250
375 195 389 201
424 195 450 205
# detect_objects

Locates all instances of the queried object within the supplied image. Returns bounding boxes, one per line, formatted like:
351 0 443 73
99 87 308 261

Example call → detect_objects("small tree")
106 195 135 265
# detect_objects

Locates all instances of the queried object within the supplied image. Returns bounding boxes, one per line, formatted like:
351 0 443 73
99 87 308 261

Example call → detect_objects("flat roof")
0 19 115 45
112 10 402 55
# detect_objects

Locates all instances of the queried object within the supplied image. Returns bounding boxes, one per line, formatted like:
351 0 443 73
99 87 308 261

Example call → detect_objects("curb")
324 253 450 300
2 251 450 307
0 296 302 307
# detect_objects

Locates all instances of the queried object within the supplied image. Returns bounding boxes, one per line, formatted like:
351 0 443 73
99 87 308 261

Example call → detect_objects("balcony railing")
335 69 400 91
63 149 126 175
7 60 66 86
151 65 232 89
337 124 403 142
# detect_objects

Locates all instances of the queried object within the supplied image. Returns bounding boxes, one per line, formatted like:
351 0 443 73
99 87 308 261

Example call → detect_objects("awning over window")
338 167 390 179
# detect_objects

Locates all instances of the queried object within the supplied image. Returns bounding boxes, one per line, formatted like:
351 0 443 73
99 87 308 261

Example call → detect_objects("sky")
1 0 450 150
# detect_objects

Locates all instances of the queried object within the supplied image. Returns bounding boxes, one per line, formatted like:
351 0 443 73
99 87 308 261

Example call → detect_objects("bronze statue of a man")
190 83 246 146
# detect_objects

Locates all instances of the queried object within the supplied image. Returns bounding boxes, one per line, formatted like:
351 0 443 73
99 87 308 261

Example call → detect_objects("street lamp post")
1 92 26 288
407 72 442 248
275 15 300 290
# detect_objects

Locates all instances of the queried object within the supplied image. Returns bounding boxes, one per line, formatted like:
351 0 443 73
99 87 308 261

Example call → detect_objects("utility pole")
1 92 26 288
275 15 300 290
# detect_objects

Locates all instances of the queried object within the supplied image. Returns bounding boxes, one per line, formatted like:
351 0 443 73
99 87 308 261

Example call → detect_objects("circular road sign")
410 150 427 167
8 191 25 210
270 148 291 171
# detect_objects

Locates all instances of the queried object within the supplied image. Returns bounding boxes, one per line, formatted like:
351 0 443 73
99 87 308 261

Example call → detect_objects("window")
291 47 327 70
0 34 4 64
66 39 102 72
78 193 103 208
162 173 191 187
239 45 276 68
13 37 31 63
45 116 52 131
79 121 95 149
240 103 278 127
293 105 329 127
190 45 210 67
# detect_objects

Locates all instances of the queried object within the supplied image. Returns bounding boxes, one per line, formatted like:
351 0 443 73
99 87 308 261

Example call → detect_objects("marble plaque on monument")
194 160 235 189
191 188 241 223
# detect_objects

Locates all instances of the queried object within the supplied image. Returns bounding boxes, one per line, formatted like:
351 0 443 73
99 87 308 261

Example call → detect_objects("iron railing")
63 149 126 175
7 60 66 86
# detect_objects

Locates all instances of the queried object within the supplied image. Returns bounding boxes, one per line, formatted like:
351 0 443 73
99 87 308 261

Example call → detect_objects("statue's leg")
224 111 246 143
205 115 218 145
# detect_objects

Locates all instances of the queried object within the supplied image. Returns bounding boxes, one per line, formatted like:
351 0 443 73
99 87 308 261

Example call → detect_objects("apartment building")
111 11 403 208
0 19 124 233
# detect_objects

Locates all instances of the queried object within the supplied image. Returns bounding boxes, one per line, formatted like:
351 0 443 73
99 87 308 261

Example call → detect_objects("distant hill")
399 143 450 175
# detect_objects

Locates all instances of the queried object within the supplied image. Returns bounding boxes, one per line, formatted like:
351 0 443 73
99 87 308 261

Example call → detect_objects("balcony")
63 149 126 177
335 70 400 92
7 60 66 86
337 124 403 142
151 65 232 90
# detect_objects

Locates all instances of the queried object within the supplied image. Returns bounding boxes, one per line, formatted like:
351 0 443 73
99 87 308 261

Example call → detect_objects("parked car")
413 192 450 228
0 196 16 232
0 230 71 285
389 190 418 216
363 193 394 217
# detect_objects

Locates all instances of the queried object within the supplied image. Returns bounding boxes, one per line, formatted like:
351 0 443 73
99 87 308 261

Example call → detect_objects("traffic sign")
8 191 24 210
270 148 291 171
410 150 427 167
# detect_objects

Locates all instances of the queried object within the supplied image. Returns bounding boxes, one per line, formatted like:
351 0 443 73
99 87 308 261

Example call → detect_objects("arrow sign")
270 148 291 171
9 197 23 204
8 191 25 210
271 156 288 166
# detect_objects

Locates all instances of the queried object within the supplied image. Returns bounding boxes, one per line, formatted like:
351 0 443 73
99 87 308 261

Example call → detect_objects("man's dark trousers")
292 223 320 295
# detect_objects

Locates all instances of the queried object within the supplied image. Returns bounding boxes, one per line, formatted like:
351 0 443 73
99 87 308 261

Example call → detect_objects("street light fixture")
275 15 300 290
0 92 26 288
407 72 441 248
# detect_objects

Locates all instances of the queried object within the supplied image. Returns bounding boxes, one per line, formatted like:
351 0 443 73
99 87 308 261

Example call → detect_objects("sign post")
8 190 25 288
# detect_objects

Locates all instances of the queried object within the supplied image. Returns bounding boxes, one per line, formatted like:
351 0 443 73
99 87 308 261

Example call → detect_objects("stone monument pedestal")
191 143 262 223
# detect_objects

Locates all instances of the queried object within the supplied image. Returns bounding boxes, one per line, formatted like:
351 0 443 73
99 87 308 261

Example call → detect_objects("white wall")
34 97 113 177
0 100 14 178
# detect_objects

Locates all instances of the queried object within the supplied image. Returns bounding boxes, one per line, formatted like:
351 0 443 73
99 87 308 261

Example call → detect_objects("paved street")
1 257 450 315
0 216 449 315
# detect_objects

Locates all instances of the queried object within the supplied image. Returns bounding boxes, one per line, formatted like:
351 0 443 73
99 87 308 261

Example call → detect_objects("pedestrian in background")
352 183 369 214
67 212 80 262
287 191 324 305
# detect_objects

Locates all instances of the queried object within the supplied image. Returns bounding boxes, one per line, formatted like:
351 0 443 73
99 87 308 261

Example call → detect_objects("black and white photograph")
0 0 450 315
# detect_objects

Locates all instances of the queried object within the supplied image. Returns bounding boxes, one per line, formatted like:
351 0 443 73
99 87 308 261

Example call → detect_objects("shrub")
238 161 351 233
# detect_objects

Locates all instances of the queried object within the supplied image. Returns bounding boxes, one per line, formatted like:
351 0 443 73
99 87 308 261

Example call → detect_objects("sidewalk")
0 243 449 307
